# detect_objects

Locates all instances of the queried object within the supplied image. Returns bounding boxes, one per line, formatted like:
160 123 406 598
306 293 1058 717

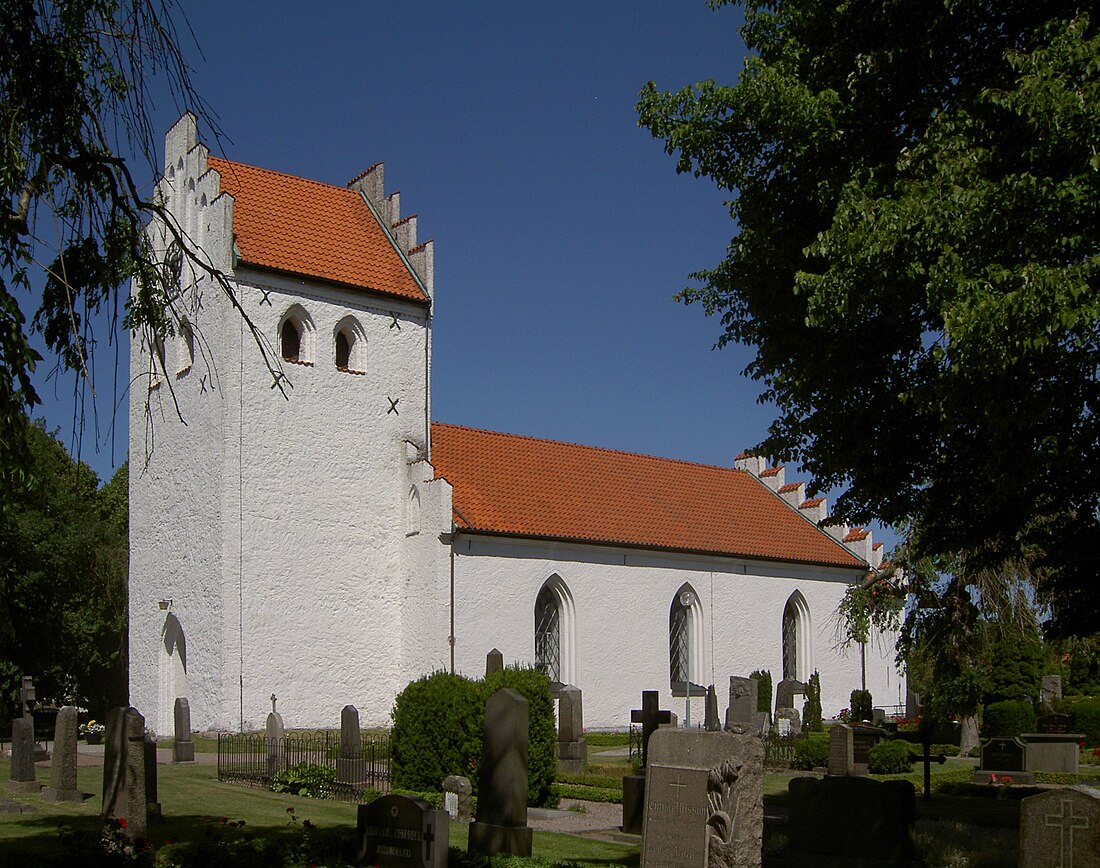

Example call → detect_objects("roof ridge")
208 155 356 196
431 422 746 475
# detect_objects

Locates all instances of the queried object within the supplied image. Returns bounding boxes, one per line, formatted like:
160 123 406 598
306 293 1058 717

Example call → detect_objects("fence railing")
763 731 805 769
217 731 391 802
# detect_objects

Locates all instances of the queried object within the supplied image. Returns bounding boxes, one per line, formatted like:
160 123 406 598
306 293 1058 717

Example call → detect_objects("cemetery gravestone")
1022 717 1084 774
974 736 1035 784
442 774 473 822
358 793 449 868
641 727 764 868
623 690 673 836
850 725 887 773
172 698 195 763
337 704 365 785
102 707 149 839
752 712 770 738
774 679 805 716
1020 786 1099 868
776 708 801 737
905 689 921 720
266 698 285 778
468 688 533 857
704 685 720 732
1040 675 1063 705
724 677 757 734
871 707 887 726
42 706 82 802
788 775 916 867
828 724 854 777
556 686 587 775
7 716 40 794
485 648 504 677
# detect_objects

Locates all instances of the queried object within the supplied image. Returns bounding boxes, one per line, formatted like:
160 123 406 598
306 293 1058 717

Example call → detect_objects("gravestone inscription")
442 774 472 822
358 793 449 868
641 728 764 868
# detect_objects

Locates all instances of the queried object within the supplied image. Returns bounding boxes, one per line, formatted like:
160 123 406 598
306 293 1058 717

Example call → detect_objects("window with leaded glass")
669 597 689 684
782 598 798 680
534 585 560 683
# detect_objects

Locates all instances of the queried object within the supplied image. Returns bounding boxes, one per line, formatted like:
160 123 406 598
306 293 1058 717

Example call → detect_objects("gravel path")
529 799 631 838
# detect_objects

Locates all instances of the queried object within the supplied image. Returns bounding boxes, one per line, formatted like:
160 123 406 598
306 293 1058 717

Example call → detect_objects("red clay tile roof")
207 157 427 303
431 424 865 568
760 467 782 477
844 528 870 542
800 497 825 509
778 483 801 493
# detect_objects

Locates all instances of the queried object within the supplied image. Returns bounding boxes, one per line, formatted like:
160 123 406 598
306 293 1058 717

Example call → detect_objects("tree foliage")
638 1 1100 634
0 418 128 718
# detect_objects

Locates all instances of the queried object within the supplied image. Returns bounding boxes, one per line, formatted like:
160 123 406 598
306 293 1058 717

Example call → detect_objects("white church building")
129 114 901 735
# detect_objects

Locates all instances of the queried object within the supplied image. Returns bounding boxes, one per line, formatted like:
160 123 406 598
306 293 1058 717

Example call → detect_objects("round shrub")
868 739 913 774
793 736 829 770
1068 698 1100 747
391 671 483 793
982 700 1036 738
483 665 557 808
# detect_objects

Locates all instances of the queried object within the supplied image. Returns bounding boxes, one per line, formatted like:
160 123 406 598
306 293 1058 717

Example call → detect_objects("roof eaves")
234 260 429 306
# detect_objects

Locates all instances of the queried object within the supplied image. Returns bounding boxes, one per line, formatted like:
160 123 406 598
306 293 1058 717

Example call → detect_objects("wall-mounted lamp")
158 598 173 611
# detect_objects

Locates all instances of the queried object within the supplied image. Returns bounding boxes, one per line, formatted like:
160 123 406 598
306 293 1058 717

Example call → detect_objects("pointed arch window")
333 316 367 374
281 318 302 362
781 591 812 682
279 305 314 365
669 584 704 696
533 575 576 688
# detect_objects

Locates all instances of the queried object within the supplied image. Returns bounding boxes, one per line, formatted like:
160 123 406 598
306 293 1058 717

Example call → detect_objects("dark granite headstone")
485 648 504 677
468 688 532 857
774 679 805 715
42 706 82 802
631 690 672 769
101 707 149 839
850 725 887 771
788 775 916 867
1037 713 1071 734
704 685 721 732
101 706 128 816
358 793 449 868
724 676 757 734
7 716 40 794
980 736 1027 773
172 698 195 763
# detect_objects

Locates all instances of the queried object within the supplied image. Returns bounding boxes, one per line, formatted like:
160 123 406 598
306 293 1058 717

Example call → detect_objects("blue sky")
29 1 899 551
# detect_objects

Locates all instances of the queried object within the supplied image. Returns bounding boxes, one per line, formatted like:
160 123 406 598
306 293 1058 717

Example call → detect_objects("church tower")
128 114 453 734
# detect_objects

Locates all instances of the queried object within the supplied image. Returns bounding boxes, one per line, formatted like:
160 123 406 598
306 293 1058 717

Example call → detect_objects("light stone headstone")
1041 675 1063 705
266 709 285 778
486 648 504 677
871 707 887 726
788 775 916 866
468 688 533 857
337 704 365 785
905 689 921 720
1020 786 1100 868
442 774 473 822
828 724 854 776
641 728 764 868
724 676 757 734
42 706 82 802
555 686 587 775
704 685 721 732
7 716 40 794
776 708 801 737
172 698 195 763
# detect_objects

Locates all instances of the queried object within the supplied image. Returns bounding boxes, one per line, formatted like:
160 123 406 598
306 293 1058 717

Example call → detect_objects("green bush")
868 739 913 774
803 671 823 732
932 743 960 757
982 700 1036 738
750 669 773 715
1068 698 1100 746
483 665 558 808
391 670 484 793
850 689 873 722
793 737 829 770
269 762 337 799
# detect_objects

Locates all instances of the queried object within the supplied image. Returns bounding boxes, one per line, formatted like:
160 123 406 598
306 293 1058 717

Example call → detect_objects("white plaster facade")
129 114 900 735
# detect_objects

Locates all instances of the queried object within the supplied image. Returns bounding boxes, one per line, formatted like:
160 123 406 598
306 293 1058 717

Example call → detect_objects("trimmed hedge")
793 737 829 770
982 700 1036 738
391 671 483 795
868 739 913 774
1068 698 1100 747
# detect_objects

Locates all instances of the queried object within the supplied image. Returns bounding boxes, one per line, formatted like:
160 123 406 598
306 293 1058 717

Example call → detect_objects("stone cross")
468 688 533 857
631 690 672 769
42 706 82 802
270 693 277 713
1020 787 1100 868
1046 798 1089 866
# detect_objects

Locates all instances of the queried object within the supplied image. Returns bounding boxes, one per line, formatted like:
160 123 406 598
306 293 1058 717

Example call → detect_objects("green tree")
1 1 276 485
0 419 128 718
638 2 1100 635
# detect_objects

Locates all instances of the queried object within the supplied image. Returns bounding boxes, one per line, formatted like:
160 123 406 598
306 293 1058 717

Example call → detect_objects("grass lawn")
0 759 639 867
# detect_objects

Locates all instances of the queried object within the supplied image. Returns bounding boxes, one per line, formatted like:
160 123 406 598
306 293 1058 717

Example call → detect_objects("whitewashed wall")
451 535 902 728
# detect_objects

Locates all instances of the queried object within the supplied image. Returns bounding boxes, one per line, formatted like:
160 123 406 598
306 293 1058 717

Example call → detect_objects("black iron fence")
763 731 805 769
217 731 391 802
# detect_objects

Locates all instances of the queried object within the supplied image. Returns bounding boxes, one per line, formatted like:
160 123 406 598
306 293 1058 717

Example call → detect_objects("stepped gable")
430 424 865 569
735 453 883 567
207 156 429 303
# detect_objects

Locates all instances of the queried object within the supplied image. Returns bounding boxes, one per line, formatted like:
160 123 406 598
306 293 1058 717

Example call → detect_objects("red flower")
118 818 128 829
286 807 295 813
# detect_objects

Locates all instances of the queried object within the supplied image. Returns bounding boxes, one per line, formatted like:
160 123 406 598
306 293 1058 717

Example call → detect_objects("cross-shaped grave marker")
631 690 672 769
914 725 947 801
